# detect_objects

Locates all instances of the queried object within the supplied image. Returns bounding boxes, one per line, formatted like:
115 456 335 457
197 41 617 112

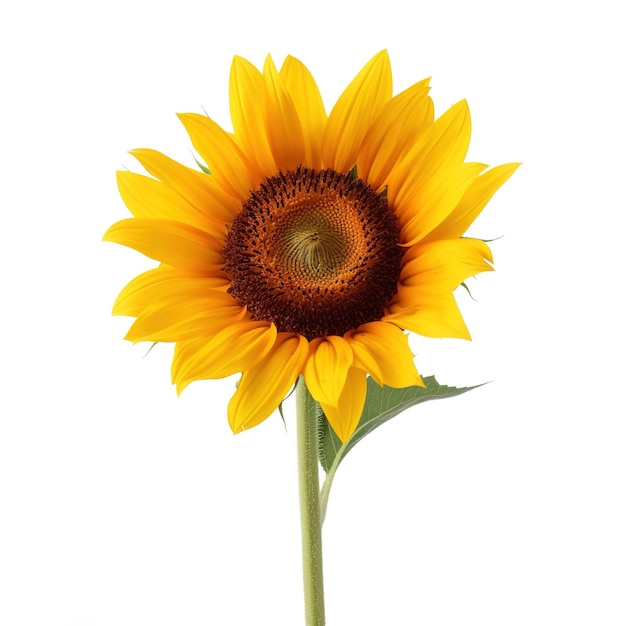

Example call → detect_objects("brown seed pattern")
222 167 402 340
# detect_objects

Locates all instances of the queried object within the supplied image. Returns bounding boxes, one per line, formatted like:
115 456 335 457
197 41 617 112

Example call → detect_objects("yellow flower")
104 51 518 443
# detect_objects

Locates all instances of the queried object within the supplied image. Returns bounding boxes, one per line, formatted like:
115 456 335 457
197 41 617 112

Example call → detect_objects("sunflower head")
104 51 519 443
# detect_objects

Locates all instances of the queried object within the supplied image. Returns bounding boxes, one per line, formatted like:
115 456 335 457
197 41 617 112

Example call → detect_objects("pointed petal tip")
102 223 119 243
372 49 391 74
173 376 190 395
128 147 163 166
229 418 246 436
445 98 470 119
175 112 196 125
122 329 145 345
490 161 522 177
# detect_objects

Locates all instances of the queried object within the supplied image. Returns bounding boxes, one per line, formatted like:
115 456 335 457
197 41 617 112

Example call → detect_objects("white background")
1 1 624 624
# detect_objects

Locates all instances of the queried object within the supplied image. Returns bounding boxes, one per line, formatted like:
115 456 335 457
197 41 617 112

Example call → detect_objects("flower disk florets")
222 166 403 340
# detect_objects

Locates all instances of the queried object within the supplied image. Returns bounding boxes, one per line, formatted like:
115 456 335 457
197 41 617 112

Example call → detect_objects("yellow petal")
398 162 487 246
425 163 521 241
129 148 240 223
357 78 433 191
399 238 494 292
387 292 471 340
303 336 354 407
172 321 277 392
346 322 424 389
103 218 224 271
229 55 276 175
177 112 262 199
388 100 472 210
125 291 246 343
280 55 327 169
117 171 227 239
322 50 392 172
228 333 309 433
113 267 228 317
303 336 365 442
318 367 367 444
263 55 306 172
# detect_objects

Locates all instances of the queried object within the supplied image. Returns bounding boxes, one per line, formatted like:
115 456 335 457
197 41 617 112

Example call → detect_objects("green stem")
296 377 326 626
319 446 344 526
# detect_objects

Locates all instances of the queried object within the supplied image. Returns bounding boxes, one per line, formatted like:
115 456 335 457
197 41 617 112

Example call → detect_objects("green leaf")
143 342 159 357
277 383 297 432
319 376 481 472
317 376 483 521
189 147 211 174
193 156 211 174
459 281 477 301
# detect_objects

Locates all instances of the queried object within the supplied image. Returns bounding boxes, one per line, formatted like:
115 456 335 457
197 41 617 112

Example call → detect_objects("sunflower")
104 51 518 443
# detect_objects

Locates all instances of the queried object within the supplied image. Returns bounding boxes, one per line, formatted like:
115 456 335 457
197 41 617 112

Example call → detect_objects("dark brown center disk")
222 167 402 340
